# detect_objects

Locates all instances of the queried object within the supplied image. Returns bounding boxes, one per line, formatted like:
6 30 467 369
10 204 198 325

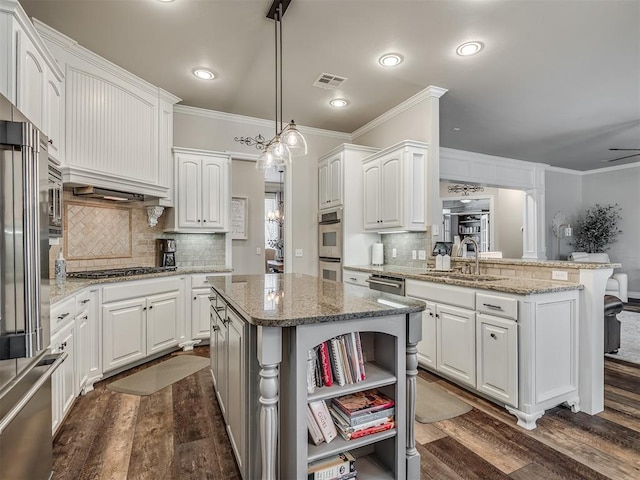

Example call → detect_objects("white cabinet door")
210 306 222 391
75 310 89 394
226 309 245 471
328 154 343 208
192 288 211 340
58 322 76 418
16 27 45 129
380 153 402 227
437 304 476 387
318 158 329 209
416 300 437 369
215 311 228 418
363 161 381 229
45 71 63 161
201 157 226 229
177 156 202 229
146 290 180 355
103 298 146 372
476 313 518 406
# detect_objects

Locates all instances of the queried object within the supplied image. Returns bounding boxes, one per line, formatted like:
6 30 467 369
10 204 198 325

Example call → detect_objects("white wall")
581 164 640 296
545 169 583 260
231 159 265 274
173 107 345 275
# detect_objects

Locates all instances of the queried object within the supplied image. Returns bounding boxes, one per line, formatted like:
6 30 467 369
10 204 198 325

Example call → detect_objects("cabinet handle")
429 312 434 317
490 333 497 339
82 315 88 320
483 303 503 311
57 312 69 320
349 277 357 281
81 299 90 304
212 325 220 332
48 139 53 145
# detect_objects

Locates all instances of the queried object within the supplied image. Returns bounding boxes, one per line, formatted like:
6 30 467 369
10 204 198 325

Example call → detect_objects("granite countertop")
207 273 426 327
450 257 621 269
344 265 584 295
50 266 233 304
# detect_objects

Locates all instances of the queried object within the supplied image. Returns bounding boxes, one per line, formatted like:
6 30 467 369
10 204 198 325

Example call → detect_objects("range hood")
73 185 145 202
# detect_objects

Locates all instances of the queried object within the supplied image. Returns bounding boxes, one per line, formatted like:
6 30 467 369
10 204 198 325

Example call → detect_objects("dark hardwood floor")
53 348 640 479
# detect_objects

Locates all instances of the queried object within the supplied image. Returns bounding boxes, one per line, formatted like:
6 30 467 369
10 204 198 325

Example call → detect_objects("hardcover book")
329 337 346 386
318 341 333 387
306 404 324 446
332 389 395 418
336 419 395 441
307 451 356 480
308 400 337 443
331 404 395 427
329 405 393 433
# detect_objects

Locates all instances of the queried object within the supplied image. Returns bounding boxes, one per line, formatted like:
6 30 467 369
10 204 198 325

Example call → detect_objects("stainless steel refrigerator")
0 93 64 479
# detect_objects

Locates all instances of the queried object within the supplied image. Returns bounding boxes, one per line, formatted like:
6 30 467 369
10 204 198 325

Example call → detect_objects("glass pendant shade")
282 120 307 156
269 135 291 167
256 146 276 171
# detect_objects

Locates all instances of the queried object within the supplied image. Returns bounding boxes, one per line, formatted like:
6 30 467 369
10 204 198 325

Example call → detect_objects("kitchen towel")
372 243 384 265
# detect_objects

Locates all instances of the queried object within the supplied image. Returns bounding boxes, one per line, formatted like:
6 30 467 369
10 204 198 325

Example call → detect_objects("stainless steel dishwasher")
366 274 406 296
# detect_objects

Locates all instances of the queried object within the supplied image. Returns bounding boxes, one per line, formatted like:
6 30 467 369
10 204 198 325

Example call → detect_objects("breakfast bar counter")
207 273 425 480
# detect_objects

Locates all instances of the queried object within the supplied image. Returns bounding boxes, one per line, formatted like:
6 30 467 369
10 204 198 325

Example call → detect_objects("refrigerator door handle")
0 352 66 435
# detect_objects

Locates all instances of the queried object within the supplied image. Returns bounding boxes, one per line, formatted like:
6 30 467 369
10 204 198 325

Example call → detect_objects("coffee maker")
158 239 176 267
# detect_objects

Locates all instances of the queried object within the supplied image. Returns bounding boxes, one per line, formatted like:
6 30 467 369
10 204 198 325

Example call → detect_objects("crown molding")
581 160 640 175
544 165 582 175
351 85 449 139
174 104 351 141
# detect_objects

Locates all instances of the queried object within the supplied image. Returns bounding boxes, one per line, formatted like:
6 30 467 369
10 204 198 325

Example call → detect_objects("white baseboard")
627 291 640 300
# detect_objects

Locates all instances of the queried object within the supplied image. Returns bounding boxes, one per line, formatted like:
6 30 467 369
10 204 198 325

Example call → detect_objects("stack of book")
307 332 366 392
307 399 337 446
329 389 395 441
307 451 357 480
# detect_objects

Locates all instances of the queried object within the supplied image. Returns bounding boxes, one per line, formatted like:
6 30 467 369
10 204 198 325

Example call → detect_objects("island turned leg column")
257 326 282 480
406 311 422 478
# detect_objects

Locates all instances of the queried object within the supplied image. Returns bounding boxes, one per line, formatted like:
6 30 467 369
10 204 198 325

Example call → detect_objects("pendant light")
234 0 306 169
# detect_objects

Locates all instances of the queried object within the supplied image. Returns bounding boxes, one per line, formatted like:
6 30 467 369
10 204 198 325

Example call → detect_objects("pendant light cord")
279 2 283 134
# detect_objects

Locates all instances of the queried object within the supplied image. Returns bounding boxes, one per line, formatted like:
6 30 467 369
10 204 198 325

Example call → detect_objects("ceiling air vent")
313 73 348 90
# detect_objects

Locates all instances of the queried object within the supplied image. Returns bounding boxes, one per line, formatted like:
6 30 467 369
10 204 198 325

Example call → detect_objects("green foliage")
573 204 622 253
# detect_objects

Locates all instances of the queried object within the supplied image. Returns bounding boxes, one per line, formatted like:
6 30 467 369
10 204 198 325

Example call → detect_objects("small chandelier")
447 184 485 196
235 0 307 170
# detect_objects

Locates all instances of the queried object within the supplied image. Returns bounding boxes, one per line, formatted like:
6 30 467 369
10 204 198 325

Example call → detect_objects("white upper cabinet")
33 19 180 197
362 140 429 232
0 3 64 148
318 154 343 210
167 148 230 233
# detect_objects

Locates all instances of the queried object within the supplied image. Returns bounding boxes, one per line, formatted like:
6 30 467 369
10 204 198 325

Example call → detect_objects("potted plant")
573 203 622 253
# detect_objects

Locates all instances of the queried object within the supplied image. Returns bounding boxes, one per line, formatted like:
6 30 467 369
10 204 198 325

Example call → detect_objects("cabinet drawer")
102 277 185 303
342 270 369 288
476 292 518 320
51 295 76 335
75 290 92 312
191 272 227 288
406 279 475 310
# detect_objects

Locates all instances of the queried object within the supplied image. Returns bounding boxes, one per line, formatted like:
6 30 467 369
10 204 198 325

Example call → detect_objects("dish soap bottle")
55 251 66 281
442 253 451 271
435 253 444 271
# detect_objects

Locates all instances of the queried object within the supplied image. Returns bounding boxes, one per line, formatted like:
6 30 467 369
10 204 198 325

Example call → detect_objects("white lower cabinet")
476 313 517 407
415 300 437 369
103 298 147 372
436 304 476 388
51 320 75 435
146 290 181 355
191 288 211 340
209 294 246 472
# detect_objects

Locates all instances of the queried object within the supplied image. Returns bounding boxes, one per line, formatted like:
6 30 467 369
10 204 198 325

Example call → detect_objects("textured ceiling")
20 0 640 171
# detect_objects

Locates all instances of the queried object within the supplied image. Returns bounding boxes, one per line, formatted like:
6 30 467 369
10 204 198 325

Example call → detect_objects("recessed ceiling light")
460 199 472 203
192 68 215 80
452 127 461 132
378 53 404 67
158 0 175 2
456 41 484 56
330 98 349 108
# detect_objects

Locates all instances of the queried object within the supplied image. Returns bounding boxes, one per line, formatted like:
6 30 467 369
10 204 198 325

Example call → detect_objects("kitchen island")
207 273 426 480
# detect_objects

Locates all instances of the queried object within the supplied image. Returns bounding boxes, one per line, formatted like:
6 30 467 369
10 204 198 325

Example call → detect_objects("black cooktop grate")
67 266 177 279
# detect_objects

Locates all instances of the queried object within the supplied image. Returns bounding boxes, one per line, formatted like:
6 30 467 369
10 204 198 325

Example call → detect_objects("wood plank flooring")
53 349 640 479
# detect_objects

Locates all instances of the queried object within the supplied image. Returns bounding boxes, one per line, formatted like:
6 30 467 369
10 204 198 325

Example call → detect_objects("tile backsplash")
49 190 226 277
380 230 432 268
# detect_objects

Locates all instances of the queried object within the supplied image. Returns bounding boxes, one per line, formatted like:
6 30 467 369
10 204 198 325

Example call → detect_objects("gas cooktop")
67 266 177 279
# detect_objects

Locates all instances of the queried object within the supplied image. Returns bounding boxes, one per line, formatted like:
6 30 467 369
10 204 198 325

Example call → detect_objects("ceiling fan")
605 148 640 163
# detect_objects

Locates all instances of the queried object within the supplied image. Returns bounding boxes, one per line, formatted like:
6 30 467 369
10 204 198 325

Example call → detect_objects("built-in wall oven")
48 160 62 237
318 208 343 282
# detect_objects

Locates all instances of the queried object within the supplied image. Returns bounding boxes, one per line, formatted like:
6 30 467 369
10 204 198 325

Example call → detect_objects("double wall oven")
318 208 342 282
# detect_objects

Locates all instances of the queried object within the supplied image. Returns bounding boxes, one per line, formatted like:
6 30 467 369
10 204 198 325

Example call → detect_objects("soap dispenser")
435 253 444 270
55 251 66 281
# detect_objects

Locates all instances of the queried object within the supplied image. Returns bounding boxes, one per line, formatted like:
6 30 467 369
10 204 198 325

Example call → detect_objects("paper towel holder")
372 242 384 266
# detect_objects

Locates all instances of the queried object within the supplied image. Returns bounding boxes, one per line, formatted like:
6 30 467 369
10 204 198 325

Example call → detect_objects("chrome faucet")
458 237 480 275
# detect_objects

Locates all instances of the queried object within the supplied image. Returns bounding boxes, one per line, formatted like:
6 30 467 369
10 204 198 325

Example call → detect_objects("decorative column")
257 326 282 480
406 311 422 478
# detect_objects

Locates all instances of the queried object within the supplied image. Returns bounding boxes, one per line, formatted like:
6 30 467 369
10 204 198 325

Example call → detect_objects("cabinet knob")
194 296 197 300
203 220 206 223
149 305 153 309
490 333 497 339
429 312 434 317
197 219 201 222
48 139 53 145
435 314 439 318
143 306 147 311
